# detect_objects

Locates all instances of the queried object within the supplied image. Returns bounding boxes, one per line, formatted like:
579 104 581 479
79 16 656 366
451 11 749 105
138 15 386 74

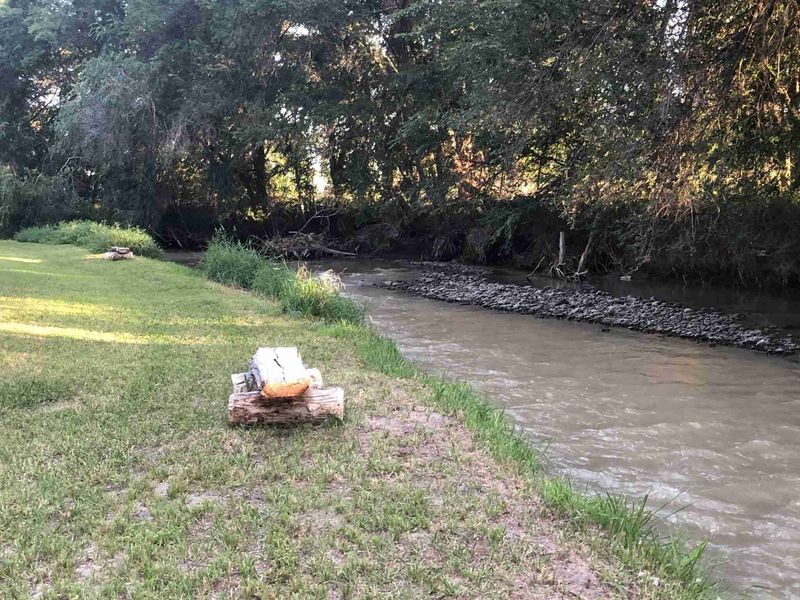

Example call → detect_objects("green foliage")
538 480 711 594
2 0 799 284
14 220 162 258
0 168 77 237
251 262 293 298
280 266 363 323
202 235 263 288
0 378 68 410
203 233 363 323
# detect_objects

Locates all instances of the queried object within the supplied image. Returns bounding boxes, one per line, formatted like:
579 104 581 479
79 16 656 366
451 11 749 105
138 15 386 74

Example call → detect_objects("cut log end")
229 347 342 426
250 347 313 398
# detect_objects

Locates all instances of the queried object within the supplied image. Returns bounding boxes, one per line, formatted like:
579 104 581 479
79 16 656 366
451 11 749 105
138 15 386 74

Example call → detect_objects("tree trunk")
576 230 596 275
252 143 269 211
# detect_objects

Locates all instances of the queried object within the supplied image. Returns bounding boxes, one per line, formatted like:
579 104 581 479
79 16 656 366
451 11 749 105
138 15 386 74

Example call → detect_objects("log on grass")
250 347 313 398
231 371 257 393
228 387 344 425
103 249 135 261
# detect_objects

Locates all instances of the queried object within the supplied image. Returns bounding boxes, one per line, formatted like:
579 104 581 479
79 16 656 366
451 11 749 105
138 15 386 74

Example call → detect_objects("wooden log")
307 368 323 389
103 250 134 261
250 347 312 398
231 372 257 393
228 387 344 425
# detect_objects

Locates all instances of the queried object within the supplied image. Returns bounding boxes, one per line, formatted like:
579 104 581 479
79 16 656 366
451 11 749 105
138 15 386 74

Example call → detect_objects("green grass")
13 220 162 258
0 240 719 599
204 235 364 323
201 235 263 288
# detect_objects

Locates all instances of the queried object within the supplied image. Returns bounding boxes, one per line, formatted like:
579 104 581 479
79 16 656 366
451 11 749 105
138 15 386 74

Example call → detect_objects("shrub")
14 220 161 258
204 233 363 323
0 168 78 237
251 262 292 298
281 266 363 323
202 235 262 287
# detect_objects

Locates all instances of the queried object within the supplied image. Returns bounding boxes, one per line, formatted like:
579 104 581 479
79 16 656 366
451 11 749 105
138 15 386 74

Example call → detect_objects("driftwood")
259 233 356 259
307 244 356 257
228 387 344 425
228 347 342 425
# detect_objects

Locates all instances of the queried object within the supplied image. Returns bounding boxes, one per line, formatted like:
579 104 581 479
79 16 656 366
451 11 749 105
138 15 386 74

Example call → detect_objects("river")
170 252 800 596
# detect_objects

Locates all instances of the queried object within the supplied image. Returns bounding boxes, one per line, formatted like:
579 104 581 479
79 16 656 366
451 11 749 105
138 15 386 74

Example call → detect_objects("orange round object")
260 379 311 399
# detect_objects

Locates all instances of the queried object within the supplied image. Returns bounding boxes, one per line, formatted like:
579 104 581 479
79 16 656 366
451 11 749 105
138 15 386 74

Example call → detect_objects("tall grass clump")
202 234 262 288
14 220 161 258
281 266 363 323
251 262 292 298
204 233 363 324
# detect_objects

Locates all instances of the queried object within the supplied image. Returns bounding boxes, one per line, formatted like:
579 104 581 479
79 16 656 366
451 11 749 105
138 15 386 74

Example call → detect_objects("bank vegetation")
1 0 798 286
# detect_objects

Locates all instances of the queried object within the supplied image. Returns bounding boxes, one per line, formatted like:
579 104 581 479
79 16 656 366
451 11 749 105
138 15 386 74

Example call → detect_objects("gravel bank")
378 266 798 355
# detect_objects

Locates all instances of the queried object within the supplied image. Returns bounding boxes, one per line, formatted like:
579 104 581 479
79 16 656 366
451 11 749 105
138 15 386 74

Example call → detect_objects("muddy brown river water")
170 252 800 596
325 260 800 598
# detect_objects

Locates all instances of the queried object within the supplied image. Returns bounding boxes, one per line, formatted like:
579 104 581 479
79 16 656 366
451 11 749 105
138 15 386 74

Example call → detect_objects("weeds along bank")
2 223 716 597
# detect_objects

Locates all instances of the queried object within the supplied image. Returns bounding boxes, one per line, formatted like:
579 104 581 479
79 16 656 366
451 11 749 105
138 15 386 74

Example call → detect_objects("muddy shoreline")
377 264 798 355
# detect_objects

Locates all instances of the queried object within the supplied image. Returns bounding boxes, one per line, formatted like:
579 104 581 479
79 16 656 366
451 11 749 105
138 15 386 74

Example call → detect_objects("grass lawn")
0 241 707 599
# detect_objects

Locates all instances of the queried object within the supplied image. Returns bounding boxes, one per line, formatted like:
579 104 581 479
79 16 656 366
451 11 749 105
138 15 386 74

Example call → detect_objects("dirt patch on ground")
347 397 616 598
297 508 344 533
551 551 609 598
186 491 223 509
364 406 455 435
73 543 124 582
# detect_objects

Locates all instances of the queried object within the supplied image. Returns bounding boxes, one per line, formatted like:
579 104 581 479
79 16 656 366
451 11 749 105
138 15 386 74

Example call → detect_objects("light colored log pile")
228 347 344 425
103 247 135 260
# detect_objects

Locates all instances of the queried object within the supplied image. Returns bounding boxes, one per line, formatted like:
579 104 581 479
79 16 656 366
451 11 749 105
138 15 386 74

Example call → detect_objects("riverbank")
379 263 798 355
0 240 715 598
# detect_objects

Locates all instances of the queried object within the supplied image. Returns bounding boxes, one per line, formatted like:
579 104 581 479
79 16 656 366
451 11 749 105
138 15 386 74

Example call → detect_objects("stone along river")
317 259 800 598
169 252 800 595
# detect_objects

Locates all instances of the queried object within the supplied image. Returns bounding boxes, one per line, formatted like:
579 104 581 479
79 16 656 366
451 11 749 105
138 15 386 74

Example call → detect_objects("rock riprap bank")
378 266 798 355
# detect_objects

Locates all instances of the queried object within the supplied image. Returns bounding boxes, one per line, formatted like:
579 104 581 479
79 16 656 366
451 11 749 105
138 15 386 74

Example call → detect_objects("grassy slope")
0 241 707 599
